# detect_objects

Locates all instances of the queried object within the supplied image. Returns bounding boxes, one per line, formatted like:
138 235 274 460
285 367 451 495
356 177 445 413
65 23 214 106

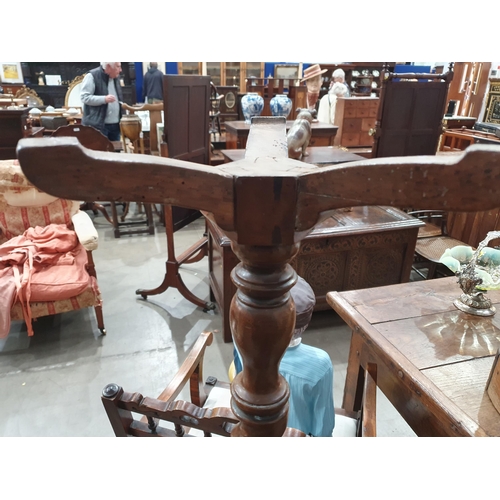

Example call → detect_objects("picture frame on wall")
484 79 500 124
0 62 24 83
274 64 300 87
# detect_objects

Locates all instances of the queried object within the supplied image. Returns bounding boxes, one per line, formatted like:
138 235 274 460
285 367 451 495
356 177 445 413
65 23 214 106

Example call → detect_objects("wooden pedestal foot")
135 205 214 311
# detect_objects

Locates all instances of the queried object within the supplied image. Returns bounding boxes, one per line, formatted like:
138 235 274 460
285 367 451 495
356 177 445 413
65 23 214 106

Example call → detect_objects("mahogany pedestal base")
136 205 215 311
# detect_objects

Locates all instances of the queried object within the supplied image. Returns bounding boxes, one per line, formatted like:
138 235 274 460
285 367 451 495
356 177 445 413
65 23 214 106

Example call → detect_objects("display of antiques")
352 71 374 96
17 115 500 436
320 64 389 98
15 62 137 107
439 231 500 316
287 108 316 159
244 77 307 120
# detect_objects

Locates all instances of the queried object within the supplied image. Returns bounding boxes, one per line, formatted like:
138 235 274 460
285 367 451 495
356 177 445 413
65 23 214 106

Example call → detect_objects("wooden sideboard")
224 120 338 150
207 205 423 342
333 96 379 148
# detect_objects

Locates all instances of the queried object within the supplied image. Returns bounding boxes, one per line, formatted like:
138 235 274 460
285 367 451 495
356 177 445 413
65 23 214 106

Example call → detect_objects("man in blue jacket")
142 62 164 104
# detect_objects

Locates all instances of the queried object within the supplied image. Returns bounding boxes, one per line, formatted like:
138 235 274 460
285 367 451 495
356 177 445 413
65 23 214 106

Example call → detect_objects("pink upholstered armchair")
0 159 105 338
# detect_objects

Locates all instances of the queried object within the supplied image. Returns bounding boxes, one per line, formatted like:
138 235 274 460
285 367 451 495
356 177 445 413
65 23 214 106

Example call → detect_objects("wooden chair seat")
417 221 445 239
415 235 466 262
413 236 464 279
410 207 500 279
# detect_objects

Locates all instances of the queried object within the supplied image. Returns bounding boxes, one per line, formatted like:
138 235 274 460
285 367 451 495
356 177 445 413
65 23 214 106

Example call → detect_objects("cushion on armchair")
0 159 103 338
71 210 98 251
0 224 97 337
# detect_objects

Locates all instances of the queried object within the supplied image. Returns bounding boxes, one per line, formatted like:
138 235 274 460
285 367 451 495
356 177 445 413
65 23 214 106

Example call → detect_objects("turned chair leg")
94 303 106 335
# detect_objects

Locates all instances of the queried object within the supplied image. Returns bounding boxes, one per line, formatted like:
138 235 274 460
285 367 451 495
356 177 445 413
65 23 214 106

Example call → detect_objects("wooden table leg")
342 330 368 413
135 204 215 311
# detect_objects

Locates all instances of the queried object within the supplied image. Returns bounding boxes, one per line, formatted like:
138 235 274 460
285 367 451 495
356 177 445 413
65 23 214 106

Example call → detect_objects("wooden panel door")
163 74 211 164
446 62 491 118
162 74 211 229
372 76 451 158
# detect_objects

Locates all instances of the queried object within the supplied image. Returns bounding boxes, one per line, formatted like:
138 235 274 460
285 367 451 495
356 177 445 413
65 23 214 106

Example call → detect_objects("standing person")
80 62 123 141
142 62 164 104
317 81 349 125
330 68 351 97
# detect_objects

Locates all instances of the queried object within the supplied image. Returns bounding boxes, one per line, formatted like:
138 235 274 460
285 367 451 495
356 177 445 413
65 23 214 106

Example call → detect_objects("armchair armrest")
156 331 214 406
408 209 448 238
71 210 98 251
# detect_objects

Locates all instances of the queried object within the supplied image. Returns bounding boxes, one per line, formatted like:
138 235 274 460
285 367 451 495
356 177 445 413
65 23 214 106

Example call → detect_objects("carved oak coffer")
207 205 423 342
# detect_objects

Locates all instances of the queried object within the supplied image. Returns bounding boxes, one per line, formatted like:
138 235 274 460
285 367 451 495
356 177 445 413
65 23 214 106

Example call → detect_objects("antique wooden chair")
101 331 377 437
51 124 150 239
371 64 454 158
102 331 302 437
0 159 105 338
409 208 500 279
50 124 116 226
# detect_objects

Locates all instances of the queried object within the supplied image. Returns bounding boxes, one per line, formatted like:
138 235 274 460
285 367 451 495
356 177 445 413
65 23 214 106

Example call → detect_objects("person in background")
80 62 123 141
317 81 349 125
142 62 164 104
232 275 335 437
330 68 351 97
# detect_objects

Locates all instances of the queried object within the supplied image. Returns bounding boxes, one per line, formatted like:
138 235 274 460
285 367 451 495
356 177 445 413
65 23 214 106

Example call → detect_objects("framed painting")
274 64 300 87
484 79 500 125
0 62 24 83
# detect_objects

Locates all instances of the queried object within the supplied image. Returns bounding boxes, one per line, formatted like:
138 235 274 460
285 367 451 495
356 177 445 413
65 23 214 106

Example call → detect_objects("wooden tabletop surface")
327 277 500 436
221 146 365 166
224 120 338 132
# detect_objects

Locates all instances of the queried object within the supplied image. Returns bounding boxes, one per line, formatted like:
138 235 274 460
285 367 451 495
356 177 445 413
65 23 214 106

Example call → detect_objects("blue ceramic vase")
241 92 264 124
270 94 292 118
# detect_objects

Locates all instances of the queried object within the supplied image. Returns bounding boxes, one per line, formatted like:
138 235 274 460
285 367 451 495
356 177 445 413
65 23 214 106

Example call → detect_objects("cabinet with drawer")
334 96 379 147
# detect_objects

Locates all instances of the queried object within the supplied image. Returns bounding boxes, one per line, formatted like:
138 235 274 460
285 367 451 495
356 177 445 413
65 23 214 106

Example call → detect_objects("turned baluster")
229 243 299 437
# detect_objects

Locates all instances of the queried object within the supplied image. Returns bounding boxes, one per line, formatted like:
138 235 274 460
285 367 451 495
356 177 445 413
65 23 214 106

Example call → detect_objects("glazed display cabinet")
177 63 264 92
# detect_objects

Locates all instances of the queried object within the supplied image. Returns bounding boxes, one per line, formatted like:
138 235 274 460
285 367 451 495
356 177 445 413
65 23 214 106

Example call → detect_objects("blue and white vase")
270 94 292 118
241 92 264 124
